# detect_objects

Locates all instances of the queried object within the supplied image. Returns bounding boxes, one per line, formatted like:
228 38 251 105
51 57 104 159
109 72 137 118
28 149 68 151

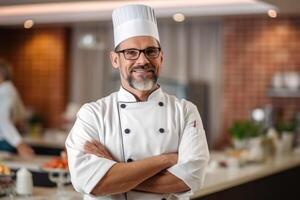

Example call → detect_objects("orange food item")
42 157 68 170
0 164 11 175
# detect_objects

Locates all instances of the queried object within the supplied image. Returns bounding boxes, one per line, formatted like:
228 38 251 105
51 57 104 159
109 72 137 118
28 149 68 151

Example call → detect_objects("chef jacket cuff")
167 165 197 196
84 156 117 194
171 190 193 199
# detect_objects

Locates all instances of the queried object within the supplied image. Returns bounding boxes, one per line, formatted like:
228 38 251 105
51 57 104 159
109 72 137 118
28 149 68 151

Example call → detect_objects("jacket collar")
117 86 163 102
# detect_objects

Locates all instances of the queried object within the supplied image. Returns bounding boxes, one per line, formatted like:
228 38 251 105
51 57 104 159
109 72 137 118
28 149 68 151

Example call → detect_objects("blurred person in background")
0 59 34 157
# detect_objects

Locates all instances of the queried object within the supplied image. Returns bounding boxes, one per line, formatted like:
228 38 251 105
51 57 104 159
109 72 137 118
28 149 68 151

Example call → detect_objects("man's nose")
136 52 150 65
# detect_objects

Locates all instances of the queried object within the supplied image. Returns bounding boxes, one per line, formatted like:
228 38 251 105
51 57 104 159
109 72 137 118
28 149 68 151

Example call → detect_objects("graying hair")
0 59 12 81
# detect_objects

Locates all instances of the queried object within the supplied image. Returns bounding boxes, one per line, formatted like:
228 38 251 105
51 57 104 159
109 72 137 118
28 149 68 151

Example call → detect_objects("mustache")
129 65 156 73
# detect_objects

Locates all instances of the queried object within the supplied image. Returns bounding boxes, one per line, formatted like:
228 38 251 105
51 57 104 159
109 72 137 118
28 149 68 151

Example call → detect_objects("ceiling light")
78 33 106 50
173 13 185 22
251 108 265 122
24 19 34 29
268 9 277 18
80 34 96 48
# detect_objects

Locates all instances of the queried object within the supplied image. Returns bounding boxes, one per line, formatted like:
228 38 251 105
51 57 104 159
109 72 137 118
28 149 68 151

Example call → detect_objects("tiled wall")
219 16 300 147
0 27 69 127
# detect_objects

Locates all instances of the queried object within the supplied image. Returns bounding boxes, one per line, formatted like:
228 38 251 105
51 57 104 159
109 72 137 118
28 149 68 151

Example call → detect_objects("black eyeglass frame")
115 47 161 60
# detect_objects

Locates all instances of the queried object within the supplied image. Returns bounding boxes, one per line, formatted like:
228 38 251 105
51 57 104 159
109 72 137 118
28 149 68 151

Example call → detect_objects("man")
66 4 209 200
0 59 34 157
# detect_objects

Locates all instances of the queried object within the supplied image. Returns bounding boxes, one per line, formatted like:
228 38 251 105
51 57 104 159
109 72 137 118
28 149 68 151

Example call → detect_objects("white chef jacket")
65 87 209 200
0 81 24 147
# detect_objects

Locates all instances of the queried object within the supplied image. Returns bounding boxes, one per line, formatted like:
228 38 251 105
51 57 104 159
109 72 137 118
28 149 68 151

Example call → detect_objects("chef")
65 4 209 200
0 59 34 157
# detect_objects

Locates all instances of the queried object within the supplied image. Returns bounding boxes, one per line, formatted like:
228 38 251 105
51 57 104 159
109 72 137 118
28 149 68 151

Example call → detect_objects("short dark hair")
0 59 12 81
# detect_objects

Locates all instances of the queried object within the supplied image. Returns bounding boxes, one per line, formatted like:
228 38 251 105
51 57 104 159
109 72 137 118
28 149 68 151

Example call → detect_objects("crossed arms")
84 140 190 196
66 103 209 197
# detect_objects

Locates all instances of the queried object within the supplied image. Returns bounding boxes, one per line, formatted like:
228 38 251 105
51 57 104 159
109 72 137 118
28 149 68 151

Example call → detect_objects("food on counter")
42 151 69 171
216 148 266 168
0 164 11 176
0 164 14 196
42 157 68 170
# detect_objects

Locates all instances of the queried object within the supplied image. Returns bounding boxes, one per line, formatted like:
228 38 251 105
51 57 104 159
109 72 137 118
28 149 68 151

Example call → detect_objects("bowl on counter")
0 174 15 197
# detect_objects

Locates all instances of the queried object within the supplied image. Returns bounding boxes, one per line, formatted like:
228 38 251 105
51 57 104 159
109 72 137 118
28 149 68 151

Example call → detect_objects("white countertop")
192 150 300 198
2 155 52 172
1 155 80 200
0 186 82 200
2 151 300 199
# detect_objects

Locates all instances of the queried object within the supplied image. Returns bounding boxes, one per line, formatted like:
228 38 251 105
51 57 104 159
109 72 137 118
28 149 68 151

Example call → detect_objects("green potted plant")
229 120 263 149
275 120 296 154
276 120 296 134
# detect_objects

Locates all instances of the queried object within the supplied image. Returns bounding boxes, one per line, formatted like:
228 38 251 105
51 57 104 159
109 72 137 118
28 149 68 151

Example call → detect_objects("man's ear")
110 51 120 69
157 51 163 76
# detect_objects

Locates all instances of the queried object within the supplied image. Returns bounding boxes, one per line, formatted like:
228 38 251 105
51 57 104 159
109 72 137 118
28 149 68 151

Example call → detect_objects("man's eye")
125 50 138 56
146 48 158 55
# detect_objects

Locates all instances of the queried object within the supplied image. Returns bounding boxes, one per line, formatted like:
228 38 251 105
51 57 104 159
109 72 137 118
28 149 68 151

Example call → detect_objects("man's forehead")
118 36 159 48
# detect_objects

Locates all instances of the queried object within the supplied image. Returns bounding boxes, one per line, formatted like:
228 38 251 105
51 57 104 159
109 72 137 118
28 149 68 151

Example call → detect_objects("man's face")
110 36 163 92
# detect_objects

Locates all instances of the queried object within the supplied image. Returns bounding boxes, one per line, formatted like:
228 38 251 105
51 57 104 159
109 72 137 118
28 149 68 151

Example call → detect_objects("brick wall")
219 16 300 147
0 27 69 127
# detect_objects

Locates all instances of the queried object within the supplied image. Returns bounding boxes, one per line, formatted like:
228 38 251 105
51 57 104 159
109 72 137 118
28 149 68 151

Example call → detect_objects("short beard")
127 65 158 91
128 74 158 91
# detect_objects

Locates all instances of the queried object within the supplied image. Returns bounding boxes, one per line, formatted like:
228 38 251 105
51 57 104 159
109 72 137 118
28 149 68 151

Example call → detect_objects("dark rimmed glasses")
116 47 161 60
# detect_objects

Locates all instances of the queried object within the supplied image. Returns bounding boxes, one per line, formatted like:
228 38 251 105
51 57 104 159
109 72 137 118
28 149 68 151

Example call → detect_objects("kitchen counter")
24 136 65 149
2 155 51 172
23 130 67 149
192 150 300 200
23 130 68 155
1 155 80 199
2 151 300 200
0 186 82 200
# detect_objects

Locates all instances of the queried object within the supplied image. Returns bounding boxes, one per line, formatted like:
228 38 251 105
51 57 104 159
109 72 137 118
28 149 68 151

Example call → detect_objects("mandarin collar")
117 86 163 102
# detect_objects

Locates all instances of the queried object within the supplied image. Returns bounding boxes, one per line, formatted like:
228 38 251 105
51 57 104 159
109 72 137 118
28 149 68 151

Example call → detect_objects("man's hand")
84 140 114 161
16 142 35 158
135 170 190 193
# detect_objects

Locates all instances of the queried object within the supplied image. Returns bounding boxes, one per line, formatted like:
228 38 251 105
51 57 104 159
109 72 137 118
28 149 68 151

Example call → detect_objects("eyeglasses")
116 47 161 60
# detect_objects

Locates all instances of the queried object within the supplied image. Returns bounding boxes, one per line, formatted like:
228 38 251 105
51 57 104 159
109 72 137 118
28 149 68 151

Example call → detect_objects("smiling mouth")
132 69 154 73
130 67 155 74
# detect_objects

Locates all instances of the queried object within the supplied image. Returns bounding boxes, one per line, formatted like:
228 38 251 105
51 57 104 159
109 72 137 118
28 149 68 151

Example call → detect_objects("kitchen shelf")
267 88 300 98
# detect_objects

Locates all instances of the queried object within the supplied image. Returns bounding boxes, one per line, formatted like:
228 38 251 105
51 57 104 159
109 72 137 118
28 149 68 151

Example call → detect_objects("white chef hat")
112 4 160 48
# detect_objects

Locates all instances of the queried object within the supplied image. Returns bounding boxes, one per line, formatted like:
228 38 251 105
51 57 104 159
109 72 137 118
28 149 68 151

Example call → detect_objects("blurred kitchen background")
1 0 300 199
0 0 300 150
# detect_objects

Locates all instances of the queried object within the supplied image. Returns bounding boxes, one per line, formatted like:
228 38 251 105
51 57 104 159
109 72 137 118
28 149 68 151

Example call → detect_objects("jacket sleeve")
65 104 117 195
0 95 22 147
167 101 209 197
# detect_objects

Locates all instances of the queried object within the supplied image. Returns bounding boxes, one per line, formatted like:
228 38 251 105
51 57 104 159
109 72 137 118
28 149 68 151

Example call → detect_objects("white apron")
66 87 209 200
